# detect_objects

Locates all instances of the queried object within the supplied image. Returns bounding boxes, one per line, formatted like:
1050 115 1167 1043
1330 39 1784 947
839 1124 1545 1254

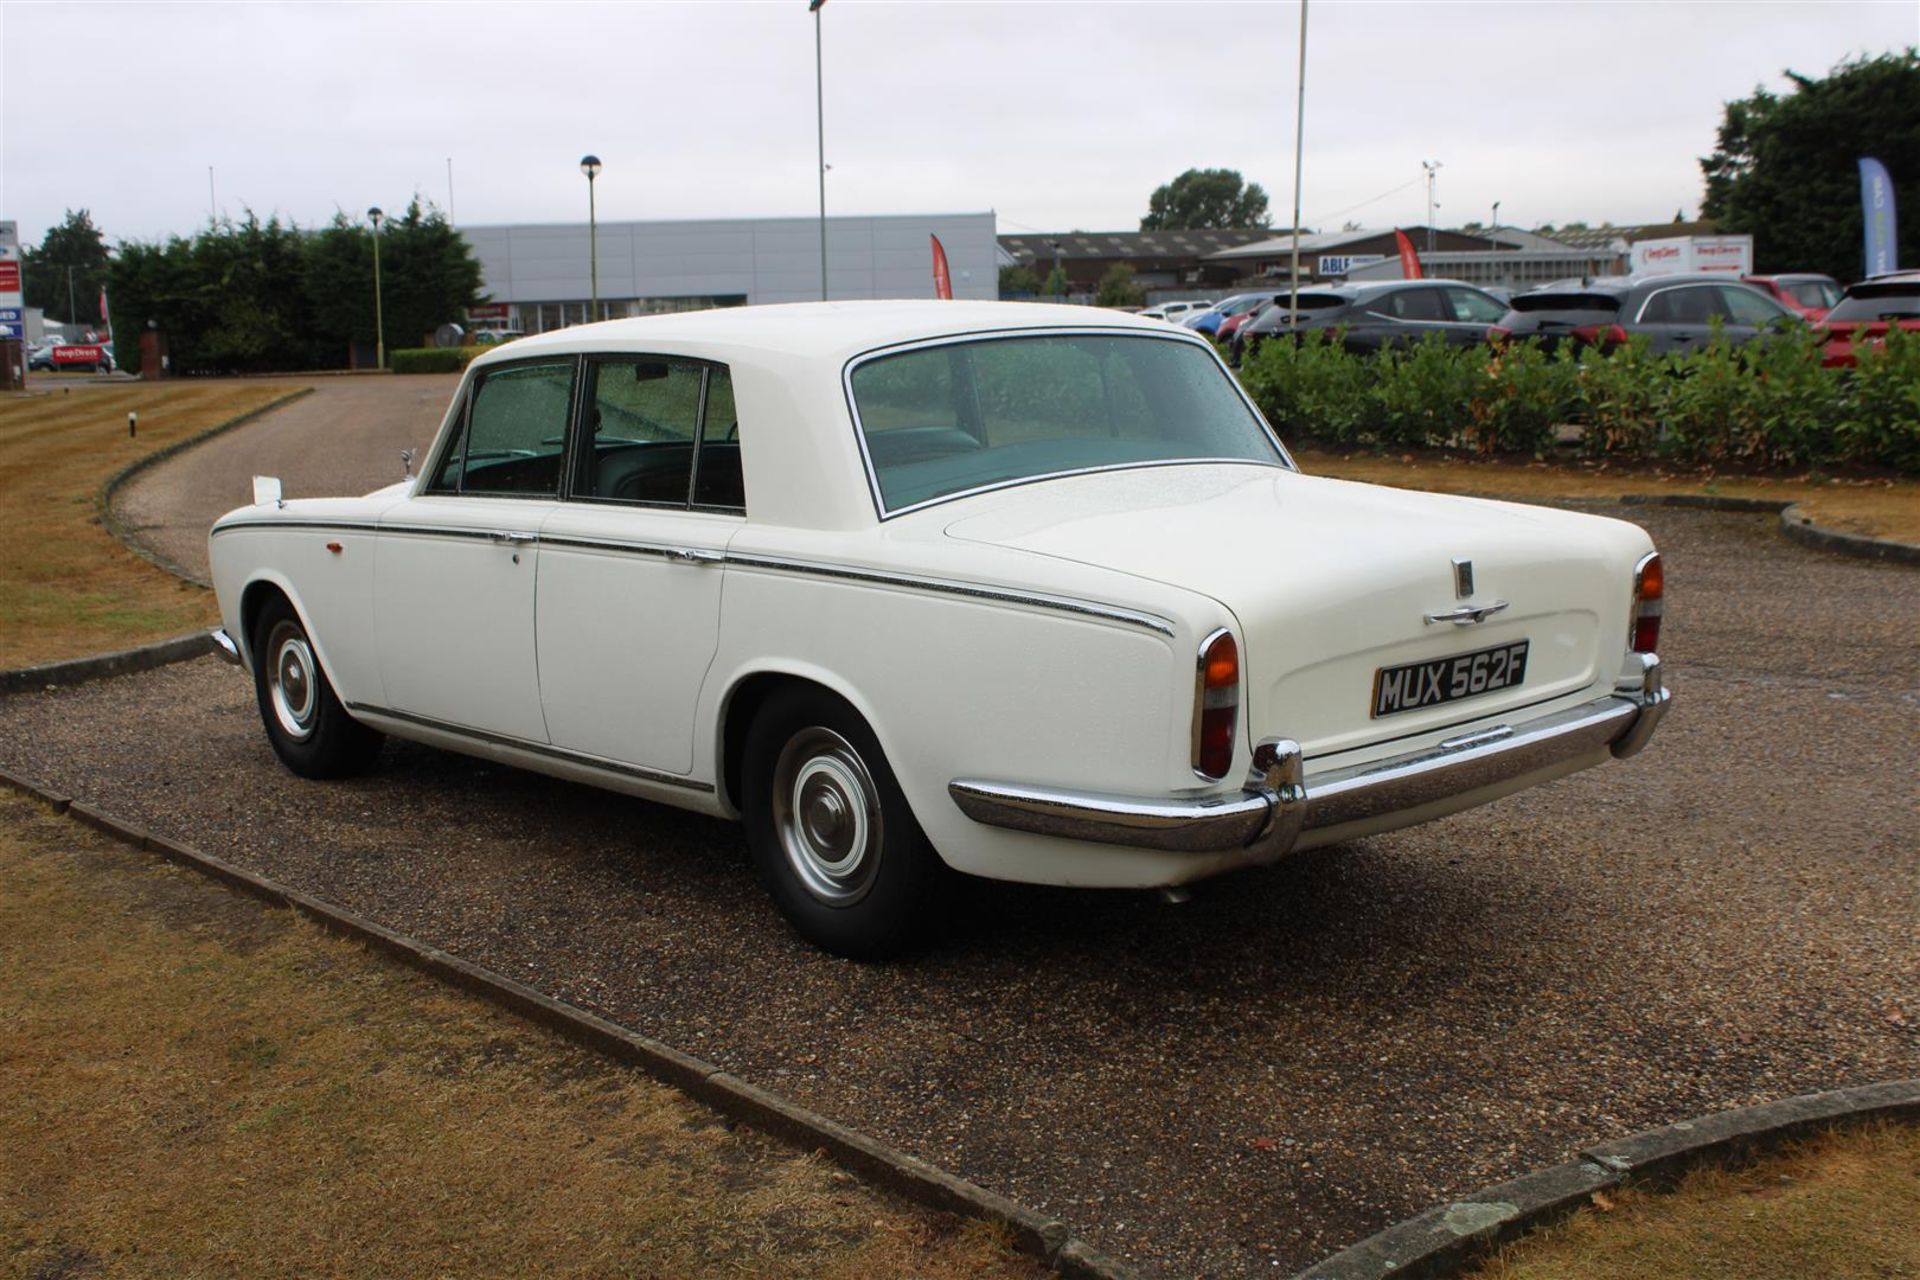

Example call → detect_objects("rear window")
1828 285 1920 323
1784 279 1841 309
1510 293 1621 314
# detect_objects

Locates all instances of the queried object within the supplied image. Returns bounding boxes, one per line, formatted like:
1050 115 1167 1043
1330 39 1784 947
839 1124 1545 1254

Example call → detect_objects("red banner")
0 261 19 294
930 234 953 300
1394 229 1423 280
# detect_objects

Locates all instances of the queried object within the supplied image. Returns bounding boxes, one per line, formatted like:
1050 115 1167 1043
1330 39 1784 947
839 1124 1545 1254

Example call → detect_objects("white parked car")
208 301 1669 957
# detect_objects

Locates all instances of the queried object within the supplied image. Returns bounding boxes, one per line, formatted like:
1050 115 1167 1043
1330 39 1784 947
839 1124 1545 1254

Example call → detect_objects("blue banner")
1859 157 1898 277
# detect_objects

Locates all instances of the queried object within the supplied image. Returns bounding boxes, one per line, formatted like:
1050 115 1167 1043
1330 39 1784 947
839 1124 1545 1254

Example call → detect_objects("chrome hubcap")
265 620 318 741
771 727 882 905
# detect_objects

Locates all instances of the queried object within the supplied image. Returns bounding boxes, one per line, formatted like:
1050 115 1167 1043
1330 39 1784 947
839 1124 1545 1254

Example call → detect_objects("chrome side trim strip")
724 553 1178 637
345 701 715 793
211 519 382 537
950 657 1669 856
211 524 1173 635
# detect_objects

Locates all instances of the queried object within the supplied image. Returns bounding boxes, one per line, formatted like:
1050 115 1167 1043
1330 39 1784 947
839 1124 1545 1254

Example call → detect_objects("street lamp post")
367 207 386 370
1287 0 1309 326
1421 160 1442 254
580 155 602 322
811 0 828 301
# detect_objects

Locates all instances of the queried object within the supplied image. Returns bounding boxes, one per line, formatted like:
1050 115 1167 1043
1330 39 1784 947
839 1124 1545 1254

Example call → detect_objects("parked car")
208 302 1669 957
1743 273 1842 322
1233 280 1511 362
1492 273 1795 354
1141 300 1213 324
1184 291 1283 337
1813 271 1920 368
472 327 526 346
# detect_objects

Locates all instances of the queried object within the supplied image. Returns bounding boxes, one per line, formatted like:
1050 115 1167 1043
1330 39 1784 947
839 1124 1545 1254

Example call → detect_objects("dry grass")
1294 448 1920 544
0 382 302 669
0 791 1044 1279
1463 1123 1920 1280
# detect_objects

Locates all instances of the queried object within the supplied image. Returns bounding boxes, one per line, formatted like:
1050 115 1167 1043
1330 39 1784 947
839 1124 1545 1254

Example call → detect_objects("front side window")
1718 285 1788 327
432 359 575 495
848 333 1283 514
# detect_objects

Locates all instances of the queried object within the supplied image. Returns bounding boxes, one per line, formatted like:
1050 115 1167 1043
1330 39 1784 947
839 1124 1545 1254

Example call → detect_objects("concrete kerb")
0 630 218 697
97 385 315 588
0 762 1143 1280
1291 1079 1920 1280
1619 491 1920 565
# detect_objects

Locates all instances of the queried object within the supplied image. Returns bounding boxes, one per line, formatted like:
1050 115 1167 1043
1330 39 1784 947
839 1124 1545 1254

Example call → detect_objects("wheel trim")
265 620 319 742
771 727 883 906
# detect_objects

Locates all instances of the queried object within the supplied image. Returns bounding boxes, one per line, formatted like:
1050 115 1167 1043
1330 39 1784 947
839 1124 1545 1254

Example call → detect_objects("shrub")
1369 333 1485 449
1239 332 1373 446
390 346 485 374
1835 325 1920 472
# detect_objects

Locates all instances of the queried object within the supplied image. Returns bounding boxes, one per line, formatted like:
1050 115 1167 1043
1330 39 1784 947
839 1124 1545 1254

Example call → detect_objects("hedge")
390 346 488 374
1237 324 1920 474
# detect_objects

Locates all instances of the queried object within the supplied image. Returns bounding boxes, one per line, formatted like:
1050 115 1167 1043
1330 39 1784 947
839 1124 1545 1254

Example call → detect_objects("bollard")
129 411 137 438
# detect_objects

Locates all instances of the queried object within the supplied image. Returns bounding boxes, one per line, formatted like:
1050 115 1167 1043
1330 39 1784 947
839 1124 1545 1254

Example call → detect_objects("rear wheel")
741 686 943 959
250 596 383 778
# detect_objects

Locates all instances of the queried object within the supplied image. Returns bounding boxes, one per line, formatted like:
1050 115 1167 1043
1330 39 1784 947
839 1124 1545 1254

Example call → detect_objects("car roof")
478 300 1187 369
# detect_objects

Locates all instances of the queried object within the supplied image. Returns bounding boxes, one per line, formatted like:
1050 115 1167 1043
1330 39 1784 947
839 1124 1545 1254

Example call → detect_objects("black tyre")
250 595 384 779
741 686 944 959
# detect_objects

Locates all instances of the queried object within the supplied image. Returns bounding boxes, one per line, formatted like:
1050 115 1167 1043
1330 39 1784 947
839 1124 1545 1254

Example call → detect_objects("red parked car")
1743 273 1842 321
1813 272 1920 368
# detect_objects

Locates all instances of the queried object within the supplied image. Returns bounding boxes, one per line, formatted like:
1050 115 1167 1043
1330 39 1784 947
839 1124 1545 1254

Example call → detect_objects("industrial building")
459 211 996 334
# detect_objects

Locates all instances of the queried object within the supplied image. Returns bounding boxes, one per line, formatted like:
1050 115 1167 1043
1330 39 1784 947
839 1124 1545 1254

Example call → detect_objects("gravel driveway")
4 493 1914 1275
111 375 458 582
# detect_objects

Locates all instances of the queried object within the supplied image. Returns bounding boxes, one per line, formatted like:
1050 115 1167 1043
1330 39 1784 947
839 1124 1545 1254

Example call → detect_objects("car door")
1634 284 1724 354
373 356 577 743
533 355 740 775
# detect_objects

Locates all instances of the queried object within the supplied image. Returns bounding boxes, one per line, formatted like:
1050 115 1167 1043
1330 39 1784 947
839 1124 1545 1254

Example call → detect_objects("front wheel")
250 596 384 779
741 687 944 959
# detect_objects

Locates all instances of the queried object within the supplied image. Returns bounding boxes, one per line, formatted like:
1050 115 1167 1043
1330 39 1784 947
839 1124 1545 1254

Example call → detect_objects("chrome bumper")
210 627 243 666
949 654 1669 857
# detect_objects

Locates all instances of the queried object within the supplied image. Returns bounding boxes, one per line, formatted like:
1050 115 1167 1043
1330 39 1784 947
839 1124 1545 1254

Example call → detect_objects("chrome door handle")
1423 601 1509 626
665 547 724 564
487 530 537 546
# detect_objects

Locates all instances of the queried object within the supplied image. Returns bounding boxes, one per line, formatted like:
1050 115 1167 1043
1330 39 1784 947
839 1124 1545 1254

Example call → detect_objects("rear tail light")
1573 323 1630 348
1193 629 1240 781
1631 552 1663 654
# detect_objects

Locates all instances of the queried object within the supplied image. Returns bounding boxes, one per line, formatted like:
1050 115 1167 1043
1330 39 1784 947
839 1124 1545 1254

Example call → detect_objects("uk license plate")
1372 640 1530 718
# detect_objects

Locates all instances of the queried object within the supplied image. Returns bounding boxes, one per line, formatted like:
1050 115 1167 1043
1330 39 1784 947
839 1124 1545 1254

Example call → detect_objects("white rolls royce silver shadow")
209 301 1669 957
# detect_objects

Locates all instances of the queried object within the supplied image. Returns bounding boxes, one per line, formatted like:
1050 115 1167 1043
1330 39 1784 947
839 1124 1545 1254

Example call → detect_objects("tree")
997 264 1040 295
1140 168 1271 231
22 209 111 327
306 200 480 361
1042 262 1070 298
1701 50 1920 279
1094 262 1145 308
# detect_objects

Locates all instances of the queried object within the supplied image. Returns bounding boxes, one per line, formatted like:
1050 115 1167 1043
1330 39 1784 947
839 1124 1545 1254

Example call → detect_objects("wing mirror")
252 476 284 508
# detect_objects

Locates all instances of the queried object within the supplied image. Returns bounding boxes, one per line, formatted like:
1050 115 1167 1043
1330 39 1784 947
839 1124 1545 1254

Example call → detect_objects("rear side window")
432 360 576 496
1639 286 1723 325
1376 288 1447 321
574 358 745 512
1785 279 1841 310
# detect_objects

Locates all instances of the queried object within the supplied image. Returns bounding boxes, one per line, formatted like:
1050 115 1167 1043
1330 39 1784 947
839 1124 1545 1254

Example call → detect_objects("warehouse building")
460 211 997 334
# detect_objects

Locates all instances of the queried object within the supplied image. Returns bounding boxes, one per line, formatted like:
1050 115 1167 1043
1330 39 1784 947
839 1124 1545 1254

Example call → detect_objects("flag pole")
1287 0 1309 327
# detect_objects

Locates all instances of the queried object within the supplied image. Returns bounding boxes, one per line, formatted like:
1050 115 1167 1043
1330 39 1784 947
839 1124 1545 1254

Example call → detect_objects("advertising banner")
1393 229 1423 280
930 234 953 299
0 221 21 306
1859 157 1898 276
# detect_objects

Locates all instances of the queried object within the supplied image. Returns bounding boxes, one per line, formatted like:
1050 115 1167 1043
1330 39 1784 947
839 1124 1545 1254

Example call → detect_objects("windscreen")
1785 279 1842 310
849 333 1284 513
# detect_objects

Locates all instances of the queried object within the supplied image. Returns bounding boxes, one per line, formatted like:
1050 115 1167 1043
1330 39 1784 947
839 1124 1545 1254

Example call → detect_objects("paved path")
112 375 459 582
11 462 1918 1273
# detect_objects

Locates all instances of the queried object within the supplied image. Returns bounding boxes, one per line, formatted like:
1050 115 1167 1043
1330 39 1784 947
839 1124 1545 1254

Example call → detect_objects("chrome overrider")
210 627 243 666
948 652 1670 857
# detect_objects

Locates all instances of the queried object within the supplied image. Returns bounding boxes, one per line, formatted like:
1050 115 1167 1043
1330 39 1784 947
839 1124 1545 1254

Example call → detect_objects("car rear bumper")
949 653 1669 858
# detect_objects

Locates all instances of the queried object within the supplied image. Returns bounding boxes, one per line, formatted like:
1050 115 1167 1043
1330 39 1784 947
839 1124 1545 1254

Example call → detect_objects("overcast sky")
2 1 1914 249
